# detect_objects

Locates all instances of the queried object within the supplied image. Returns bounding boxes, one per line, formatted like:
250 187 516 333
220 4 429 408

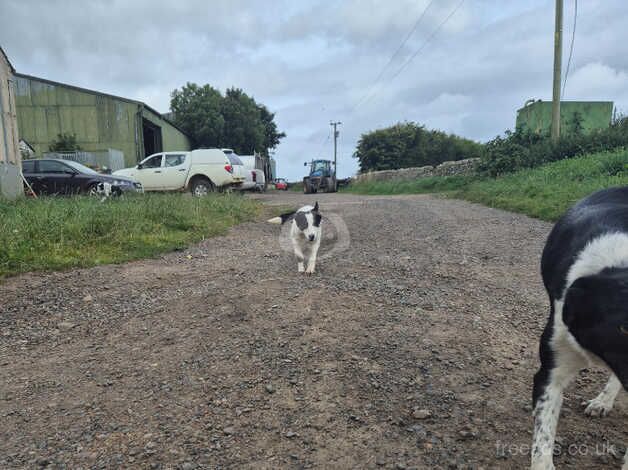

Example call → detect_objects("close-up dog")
268 202 322 274
532 187 628 469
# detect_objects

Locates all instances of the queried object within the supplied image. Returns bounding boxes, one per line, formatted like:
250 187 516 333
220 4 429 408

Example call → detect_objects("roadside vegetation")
354 121 483 173
344 175 475 195
0 193 260 278
479 115 628 176
346 148 628 221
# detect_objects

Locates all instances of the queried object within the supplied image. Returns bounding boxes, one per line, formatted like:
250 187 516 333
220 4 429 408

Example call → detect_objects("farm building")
14 73 192 168
516 99 614 136
0 47 23 199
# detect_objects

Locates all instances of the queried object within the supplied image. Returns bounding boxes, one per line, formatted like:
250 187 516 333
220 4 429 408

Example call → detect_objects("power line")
350 0 435 113
357 0 465 110
314 127 331 158
388 0 465 83
561 0 577 98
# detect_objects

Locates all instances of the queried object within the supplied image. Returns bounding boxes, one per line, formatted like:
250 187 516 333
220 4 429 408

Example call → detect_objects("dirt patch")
1 192 625 469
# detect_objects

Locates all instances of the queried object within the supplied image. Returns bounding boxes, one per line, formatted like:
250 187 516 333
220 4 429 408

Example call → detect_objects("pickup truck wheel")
191 178 214 197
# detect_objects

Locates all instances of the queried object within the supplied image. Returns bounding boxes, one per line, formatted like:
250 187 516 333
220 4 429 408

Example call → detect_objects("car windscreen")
63 160 100 175
227 154 243 165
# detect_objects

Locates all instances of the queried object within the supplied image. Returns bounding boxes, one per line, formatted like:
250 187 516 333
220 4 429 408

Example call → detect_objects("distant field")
345 148 628 221
0 193 260 278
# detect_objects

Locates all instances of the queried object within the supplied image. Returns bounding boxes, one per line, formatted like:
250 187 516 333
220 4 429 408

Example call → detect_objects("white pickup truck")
114 149 245 196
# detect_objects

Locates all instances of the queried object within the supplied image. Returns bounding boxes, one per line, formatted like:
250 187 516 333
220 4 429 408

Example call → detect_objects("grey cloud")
2 0 628 179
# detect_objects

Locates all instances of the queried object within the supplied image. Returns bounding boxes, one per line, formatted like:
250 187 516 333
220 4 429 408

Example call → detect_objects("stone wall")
354 158 480 183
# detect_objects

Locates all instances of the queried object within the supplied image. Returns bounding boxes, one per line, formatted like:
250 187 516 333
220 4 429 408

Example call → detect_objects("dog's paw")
584 397 613 417
530 458 555 470
305 266 315 275
298 262 305 273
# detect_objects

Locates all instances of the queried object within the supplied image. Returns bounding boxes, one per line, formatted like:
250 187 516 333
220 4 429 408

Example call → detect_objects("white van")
114 149 245 195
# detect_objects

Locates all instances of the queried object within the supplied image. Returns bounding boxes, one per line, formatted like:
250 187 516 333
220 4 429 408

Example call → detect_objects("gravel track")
1 191 626 469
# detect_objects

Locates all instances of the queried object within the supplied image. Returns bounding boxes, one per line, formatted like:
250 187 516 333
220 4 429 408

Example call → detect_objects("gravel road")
1 191 626 469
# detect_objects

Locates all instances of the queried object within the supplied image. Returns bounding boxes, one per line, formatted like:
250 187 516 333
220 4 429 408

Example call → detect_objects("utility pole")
330 121 341 171
551 0 563 142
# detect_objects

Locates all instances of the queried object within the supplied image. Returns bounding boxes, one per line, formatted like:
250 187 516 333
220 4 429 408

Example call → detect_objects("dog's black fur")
535 186 628 401
276 202 320 226
532 186 628 468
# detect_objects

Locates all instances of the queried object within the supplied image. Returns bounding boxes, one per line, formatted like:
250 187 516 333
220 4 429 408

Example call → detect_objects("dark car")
22 159 142 196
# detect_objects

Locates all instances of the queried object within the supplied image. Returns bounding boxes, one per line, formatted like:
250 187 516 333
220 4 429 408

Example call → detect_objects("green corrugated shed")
516 100 614 136
14 73 192 167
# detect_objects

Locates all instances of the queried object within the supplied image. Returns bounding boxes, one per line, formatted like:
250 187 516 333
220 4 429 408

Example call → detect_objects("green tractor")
303 159 337 194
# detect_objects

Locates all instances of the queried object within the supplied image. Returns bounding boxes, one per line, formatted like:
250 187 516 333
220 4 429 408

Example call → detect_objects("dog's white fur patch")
267 216 282 224
532 233 628 468
289 205 321 274
565 232 628 289
585 374 622 417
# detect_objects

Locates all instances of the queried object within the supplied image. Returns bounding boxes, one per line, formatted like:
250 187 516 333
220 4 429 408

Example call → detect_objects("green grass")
345 148 628 221
457 148 628 220
343 175 476 195
0 193 260 278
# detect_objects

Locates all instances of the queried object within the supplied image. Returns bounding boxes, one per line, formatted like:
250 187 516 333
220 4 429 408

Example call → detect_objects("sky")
2 0 628 180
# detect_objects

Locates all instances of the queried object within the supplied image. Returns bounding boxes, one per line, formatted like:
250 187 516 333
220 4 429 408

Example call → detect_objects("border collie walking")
268 202 322 274
532 187 628 469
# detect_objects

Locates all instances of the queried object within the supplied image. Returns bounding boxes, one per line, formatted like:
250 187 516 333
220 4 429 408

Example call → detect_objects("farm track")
1 191 625 469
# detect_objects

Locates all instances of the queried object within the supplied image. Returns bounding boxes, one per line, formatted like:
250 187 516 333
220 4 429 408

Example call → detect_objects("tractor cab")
309 160 333 178
303 159 337 194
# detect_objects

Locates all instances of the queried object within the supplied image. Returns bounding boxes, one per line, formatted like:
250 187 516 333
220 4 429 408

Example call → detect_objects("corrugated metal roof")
0 46 15 73
14 72 191 138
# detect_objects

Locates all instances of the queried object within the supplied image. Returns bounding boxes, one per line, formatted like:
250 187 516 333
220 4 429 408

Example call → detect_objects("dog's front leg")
531 318 581 470
292 238 305 273
305 238 320 274
532 362 580 469
584 374 621 417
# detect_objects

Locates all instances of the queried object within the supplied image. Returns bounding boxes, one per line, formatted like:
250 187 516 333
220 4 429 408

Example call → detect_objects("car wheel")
191 178 214 197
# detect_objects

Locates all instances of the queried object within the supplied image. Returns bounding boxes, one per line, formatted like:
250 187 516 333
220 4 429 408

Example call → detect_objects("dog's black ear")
279 211 297 224
313 201 319 212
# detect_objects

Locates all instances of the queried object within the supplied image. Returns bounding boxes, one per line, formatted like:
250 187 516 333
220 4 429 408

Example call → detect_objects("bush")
480 116 628 176
354 122 483 173
49 133 82 152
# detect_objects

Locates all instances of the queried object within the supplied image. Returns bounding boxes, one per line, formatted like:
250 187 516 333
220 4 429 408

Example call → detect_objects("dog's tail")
267 211 296 224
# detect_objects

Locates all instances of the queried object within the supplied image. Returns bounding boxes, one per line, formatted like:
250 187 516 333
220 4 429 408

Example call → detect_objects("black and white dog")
532 187 628 469
268 202 322 274
95 182 121 202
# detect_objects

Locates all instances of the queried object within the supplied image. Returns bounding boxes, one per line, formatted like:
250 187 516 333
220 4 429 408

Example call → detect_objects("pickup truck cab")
114 149 245 195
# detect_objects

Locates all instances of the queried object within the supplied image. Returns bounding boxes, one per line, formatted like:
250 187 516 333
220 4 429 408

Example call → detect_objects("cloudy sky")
2 0 628 179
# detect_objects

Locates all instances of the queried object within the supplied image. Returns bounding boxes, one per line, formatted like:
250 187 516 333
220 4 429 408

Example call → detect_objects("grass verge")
345 148 628 221
343 175 476 195
0 193 260 278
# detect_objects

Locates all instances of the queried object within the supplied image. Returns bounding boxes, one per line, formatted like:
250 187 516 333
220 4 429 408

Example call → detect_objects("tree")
258 104 286 151
169 83 285 155
221 88 265 155
170 83 224 148
353 122 482 173
49 133 82 152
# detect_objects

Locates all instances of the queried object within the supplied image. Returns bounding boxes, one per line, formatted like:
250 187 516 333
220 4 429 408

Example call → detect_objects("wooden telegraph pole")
551 0 563 142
